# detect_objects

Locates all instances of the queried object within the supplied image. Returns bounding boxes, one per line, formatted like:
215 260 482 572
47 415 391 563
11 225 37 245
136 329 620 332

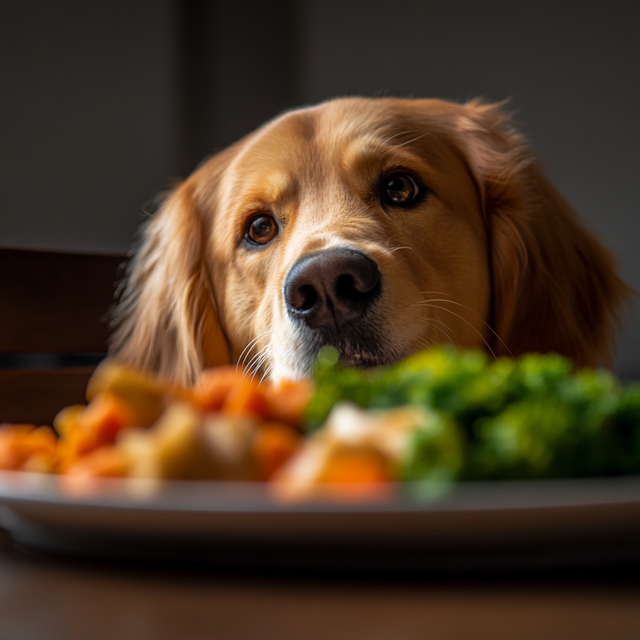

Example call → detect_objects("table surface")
2 528 640 640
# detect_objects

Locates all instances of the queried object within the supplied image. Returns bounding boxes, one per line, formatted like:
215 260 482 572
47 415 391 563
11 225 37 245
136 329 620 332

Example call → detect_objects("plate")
2 471 640 571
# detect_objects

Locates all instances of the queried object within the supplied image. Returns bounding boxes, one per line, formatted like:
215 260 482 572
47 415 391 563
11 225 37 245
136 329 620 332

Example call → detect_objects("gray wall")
1 0 638 376
0 0 177 254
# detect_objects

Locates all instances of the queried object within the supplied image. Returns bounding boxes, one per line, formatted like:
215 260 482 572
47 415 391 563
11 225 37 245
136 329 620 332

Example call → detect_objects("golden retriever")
110 97 630 386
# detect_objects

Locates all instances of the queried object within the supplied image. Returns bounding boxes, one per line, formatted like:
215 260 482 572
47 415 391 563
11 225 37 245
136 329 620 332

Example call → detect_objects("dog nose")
284 249 381 330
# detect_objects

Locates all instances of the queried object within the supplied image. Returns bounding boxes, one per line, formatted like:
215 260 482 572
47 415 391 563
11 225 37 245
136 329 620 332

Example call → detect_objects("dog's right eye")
246 214 278 245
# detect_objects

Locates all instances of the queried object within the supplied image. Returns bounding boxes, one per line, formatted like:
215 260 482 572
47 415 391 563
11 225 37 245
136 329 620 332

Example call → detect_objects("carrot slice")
0 425 34 470
64 446 129 478
222 380 267 419
193 366 248 412
318 448 393 499
57 392 134 471
0 425 58 471
253 422 301 480
53 405 85 437
22 451 58 473
264 380 312 428
81 392 134 444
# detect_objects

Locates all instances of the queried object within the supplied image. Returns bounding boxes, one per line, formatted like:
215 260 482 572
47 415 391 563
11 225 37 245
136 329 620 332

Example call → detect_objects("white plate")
2 471 640 571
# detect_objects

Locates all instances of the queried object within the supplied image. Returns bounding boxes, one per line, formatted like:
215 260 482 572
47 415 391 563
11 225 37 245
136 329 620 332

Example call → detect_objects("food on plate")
310 347 640 482
0 424 58 473
0 348 639 500
0 361 307 483
271 402 454 500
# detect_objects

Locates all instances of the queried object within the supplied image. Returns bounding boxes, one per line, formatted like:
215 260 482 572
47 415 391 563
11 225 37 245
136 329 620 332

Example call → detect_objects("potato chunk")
86 361 167 428
118 403 256 480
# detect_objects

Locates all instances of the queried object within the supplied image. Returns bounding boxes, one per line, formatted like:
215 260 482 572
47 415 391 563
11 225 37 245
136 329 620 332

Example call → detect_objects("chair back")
0 248 125 425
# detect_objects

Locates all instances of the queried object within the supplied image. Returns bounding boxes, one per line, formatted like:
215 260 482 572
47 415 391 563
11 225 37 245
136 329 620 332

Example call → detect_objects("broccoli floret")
516 353 574 395
401 410 464 482
468 398 579 479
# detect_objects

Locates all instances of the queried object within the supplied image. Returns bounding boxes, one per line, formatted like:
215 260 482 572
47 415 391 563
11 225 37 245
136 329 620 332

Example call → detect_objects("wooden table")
2 527 640 640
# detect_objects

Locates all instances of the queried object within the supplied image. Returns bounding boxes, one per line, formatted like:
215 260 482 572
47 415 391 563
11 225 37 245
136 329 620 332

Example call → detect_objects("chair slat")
0 368 95 426
0 248 125 353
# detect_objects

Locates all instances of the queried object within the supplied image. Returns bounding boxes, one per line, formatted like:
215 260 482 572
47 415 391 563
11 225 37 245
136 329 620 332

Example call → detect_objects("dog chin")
272 336 400 382
333 344 392 369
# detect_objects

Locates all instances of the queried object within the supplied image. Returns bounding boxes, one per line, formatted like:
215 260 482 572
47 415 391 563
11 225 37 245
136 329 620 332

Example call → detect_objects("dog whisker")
415 295 514 357
237 328 274 371
420 302 498 360
242 332 275 371
260 362 276 384
418 317 456 345
386 245 435 272
241 330 274 367
418 318 455 344
414 335 436 351
248 346 273 381
244 343 271 377
417 291 458 298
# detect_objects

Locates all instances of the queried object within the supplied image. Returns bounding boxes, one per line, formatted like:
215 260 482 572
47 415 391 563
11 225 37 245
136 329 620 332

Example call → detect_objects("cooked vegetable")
0 425 58 472
317 448 392 501
272 402 440 500
253 422 301 480
0 347 638 500
86 361 169 428
0 361 308 482
56 392 134 472
308 346 640 483
119 403 255 480
64 446 129 478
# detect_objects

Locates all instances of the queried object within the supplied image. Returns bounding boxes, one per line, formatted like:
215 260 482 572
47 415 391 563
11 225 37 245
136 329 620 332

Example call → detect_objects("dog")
110 97 630 386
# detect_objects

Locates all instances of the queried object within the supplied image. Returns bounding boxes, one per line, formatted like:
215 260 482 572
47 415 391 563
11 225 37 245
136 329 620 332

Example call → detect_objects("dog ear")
457 101 631 367
110 177 230 386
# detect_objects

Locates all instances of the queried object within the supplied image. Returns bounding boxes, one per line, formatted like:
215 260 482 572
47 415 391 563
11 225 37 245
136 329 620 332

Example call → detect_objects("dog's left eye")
246 214 278 245
380 172 422 207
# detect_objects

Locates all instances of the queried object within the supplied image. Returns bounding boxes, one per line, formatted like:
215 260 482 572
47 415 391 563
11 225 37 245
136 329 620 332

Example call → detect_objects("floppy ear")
109 178 230 386
458 101 631 367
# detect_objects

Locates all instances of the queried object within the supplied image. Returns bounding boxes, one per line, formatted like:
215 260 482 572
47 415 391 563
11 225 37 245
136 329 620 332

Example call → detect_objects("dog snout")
284 248 382 330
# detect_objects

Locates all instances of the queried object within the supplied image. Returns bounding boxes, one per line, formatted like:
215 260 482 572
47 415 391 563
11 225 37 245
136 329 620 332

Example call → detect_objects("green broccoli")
306 346 640 482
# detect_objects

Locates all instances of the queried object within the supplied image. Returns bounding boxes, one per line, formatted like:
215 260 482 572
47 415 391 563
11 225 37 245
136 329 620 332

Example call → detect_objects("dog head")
111 98 630 385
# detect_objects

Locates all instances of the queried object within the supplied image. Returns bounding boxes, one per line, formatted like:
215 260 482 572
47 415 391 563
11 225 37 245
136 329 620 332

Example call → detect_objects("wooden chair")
0 248 125 426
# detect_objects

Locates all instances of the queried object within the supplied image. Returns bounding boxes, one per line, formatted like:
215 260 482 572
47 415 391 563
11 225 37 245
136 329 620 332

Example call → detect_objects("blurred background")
1 0 638 377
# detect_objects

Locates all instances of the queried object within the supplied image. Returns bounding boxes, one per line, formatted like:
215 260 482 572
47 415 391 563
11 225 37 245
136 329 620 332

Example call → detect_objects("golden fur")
110 98 630 385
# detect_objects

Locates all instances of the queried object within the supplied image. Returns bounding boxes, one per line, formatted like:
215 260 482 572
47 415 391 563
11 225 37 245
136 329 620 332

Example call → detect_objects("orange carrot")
253 422 301 480
64 446 129 478
318 448 393 499
22 451 58 473
193 366 248 412
222 380 267 419
263 380 312 428
0 425 58 471
81 392 134 444
53 405 85 437
57 392 134 471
